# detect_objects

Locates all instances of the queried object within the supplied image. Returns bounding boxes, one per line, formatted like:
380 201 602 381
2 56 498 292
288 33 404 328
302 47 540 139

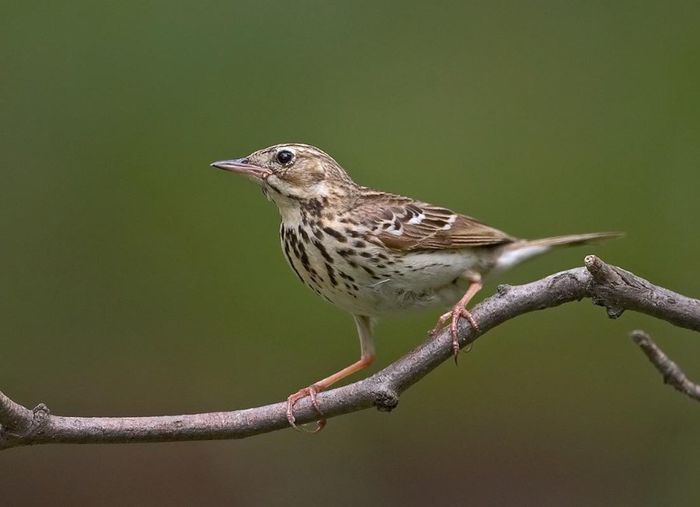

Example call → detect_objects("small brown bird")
212 144 619 430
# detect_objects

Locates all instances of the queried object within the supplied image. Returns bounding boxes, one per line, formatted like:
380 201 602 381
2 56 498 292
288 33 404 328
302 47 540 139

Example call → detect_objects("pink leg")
286 315 375 432
286 354 374 432
430 275 483 362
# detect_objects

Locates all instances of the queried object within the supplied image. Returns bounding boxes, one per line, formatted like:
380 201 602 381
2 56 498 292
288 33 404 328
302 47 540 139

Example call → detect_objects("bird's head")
212 143 356 209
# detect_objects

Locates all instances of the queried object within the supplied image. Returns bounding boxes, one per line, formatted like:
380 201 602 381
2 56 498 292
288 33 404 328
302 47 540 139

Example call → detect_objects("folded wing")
355 193 515 251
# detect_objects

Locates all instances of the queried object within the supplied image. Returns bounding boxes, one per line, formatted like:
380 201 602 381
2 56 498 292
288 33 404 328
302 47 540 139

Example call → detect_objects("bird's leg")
286 355 374 432
430 272 483 363
287 315 375 432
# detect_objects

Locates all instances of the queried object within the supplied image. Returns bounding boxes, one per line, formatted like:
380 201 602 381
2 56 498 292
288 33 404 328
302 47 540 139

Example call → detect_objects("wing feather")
354 193 515 251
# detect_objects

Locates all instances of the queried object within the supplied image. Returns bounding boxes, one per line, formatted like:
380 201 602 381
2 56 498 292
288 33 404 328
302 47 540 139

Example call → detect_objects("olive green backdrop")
2 1 699 505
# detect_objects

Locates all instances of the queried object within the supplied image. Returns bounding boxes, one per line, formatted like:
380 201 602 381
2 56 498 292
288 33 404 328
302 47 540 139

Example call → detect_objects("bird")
211 143 620 431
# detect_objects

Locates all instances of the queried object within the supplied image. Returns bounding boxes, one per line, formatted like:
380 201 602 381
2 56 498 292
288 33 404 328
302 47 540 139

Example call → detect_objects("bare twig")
630 330 700 401
1 256 698 450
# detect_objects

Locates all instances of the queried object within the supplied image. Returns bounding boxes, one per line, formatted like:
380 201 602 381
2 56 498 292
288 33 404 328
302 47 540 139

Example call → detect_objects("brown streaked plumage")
354 195 513 250
211 143 621 431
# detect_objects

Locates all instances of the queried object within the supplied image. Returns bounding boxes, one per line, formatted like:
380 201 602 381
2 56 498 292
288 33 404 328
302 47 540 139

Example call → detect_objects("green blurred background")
2 1 700 505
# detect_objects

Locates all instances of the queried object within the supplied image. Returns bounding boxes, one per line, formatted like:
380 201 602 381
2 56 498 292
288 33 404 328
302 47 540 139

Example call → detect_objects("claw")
449 307 479 364
284 316 375 434
429 281 482 364
429 312 451 338
286 385 327 433
430 306 480 363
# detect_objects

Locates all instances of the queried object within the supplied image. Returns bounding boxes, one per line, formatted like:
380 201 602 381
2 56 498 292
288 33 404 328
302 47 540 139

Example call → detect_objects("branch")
1 256 699 450
630 330 700 401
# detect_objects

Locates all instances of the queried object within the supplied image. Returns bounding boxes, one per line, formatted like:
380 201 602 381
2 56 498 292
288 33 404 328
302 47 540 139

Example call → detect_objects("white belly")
308 247 491 317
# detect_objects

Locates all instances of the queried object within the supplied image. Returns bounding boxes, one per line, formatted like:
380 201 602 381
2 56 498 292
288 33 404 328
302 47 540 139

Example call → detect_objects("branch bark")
1 256 699 450
630 330 700 400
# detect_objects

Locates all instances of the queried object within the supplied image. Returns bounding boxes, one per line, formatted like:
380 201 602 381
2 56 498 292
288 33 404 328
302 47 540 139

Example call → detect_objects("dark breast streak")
281 223 330 300
279 206 394 307
280 211 369 304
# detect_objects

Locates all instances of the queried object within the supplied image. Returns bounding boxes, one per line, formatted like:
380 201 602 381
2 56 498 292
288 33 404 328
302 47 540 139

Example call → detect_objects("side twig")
1 255 698 451
630 330 700 401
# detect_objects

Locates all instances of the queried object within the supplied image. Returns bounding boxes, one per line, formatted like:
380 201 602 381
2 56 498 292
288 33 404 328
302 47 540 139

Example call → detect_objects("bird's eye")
276 150 294 166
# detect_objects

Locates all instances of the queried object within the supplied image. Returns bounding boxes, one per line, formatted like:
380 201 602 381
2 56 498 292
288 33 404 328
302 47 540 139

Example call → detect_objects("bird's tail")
495 231 623 272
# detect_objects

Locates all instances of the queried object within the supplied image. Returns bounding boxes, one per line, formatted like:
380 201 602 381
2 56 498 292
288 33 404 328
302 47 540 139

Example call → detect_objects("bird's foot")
286 384 327 433
429 305 480 363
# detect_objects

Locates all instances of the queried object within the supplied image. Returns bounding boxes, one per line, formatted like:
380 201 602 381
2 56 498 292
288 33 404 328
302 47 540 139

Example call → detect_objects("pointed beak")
210 158 272 182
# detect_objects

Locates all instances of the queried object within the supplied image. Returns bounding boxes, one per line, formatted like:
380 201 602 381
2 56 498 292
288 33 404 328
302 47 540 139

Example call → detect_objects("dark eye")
276 150 294 166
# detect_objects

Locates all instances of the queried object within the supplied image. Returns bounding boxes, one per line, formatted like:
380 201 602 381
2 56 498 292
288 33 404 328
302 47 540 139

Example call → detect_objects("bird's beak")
210 158 272 182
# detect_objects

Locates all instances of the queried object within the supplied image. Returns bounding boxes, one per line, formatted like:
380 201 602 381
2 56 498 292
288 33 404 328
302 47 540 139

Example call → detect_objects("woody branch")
1 255 699 451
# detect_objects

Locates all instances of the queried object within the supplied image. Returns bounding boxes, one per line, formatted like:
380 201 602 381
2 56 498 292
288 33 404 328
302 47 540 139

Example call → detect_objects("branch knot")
373 386 400 412
585 255 626 318
27 404 51 435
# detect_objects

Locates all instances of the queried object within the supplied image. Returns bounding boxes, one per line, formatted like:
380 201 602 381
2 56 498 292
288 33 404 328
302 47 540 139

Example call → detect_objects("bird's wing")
354 193 515 251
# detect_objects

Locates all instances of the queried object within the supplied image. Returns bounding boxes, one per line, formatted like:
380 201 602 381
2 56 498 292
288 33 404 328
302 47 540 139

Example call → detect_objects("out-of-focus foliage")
2 1 699 505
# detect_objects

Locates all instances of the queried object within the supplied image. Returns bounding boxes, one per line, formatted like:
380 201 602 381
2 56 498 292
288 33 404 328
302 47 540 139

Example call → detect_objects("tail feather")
522 231 623 248
495 231 622 272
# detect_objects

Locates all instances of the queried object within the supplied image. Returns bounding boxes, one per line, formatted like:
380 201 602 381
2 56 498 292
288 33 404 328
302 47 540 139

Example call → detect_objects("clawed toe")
450 307 479 362
429 311 451 338
458 308 480 333
430 306 480 363
286 385 327 433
